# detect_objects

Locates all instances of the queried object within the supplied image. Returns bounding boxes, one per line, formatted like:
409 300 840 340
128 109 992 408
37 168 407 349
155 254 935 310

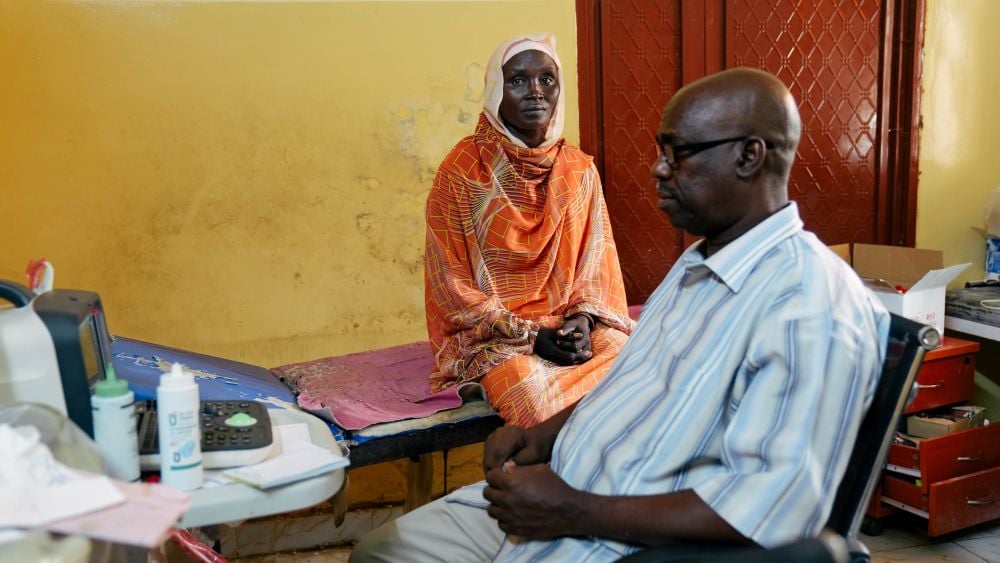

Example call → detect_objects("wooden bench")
349 406 503 511
348 414 504 468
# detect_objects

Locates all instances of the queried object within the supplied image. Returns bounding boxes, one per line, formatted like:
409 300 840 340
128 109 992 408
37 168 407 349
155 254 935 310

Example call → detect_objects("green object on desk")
225 412 257 427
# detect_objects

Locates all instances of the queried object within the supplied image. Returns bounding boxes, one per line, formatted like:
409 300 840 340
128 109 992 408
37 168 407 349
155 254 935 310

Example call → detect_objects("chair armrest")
617 531 849 563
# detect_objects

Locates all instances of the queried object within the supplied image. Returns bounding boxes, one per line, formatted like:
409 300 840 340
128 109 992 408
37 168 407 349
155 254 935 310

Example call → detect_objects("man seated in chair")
350 68 890 562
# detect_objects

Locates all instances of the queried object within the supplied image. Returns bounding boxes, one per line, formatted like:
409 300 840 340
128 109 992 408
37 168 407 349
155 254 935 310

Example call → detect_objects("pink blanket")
273 305 644 431
271 341 464 430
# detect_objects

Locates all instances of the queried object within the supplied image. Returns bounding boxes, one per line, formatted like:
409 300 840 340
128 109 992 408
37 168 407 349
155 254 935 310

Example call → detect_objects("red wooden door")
577 0 923 304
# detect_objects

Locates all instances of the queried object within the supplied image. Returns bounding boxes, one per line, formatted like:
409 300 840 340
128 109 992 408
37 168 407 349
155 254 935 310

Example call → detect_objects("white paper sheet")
0 425 124 528
221 444 348 489
274 422 312 454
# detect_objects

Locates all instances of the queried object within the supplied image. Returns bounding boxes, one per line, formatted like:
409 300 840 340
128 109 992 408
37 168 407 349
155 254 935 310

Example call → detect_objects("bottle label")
164 409 202 470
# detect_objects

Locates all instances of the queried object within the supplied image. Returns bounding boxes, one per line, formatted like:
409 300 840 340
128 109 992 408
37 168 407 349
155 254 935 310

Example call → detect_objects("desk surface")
181 408 346 528
945 287 1000 342
945 316 1000 342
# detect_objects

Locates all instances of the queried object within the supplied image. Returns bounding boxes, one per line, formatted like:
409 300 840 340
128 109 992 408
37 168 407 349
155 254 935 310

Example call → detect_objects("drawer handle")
915 381 944 390
957 453 984 462
967 497 996 506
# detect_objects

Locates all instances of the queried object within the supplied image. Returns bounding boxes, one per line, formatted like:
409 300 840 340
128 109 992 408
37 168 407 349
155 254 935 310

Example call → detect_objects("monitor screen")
79 317 100 382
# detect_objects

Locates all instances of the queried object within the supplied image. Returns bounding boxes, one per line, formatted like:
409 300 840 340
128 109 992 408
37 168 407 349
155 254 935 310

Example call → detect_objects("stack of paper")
222 444 348 489
45 479 190 548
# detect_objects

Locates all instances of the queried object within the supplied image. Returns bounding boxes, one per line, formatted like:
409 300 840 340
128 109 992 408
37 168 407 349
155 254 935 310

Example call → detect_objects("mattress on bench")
112 336 297 406
272 304 646 444
270 340 497 444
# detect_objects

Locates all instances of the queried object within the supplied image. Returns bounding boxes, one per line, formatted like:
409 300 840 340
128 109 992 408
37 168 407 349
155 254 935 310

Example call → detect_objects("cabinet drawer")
881 467 1000 536
881 474 929 516
887 424 1000 492
929 466 1000 536
905 351 976 413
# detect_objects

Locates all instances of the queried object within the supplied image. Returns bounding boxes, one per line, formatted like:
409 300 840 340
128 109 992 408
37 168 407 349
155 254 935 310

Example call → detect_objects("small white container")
157 363 203 490
91 363 140 481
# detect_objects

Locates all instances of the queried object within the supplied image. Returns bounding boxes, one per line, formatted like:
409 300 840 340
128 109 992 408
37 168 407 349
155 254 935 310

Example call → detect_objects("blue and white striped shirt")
494 202 890 561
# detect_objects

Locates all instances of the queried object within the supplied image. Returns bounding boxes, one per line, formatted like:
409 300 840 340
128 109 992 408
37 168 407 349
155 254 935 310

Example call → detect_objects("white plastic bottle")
91 363 141 481
157 362 203 490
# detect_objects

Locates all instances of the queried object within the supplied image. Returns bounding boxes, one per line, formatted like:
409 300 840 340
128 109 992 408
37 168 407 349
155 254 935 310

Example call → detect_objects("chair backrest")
825 313 940 538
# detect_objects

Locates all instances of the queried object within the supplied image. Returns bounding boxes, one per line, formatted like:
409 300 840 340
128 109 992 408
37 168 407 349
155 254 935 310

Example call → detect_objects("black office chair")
619 313 939 563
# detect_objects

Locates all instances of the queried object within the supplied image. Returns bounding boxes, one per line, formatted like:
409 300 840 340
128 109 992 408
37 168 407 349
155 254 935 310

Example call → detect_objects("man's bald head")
663 68 801 179
651 69 802 254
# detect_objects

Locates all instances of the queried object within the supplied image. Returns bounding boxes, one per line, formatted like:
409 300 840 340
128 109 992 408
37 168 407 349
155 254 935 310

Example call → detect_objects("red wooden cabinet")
868 336 1000 536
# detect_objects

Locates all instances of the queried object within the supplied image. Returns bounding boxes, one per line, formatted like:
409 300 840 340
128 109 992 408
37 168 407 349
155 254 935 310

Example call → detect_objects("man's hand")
483 463 586 540
483 425 556 474
534 316 593 366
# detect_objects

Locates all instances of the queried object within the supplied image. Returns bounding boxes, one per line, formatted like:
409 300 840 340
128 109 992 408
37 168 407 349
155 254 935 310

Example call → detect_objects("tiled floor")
235 516 1000 562
235 545 352 563
863 515 1000 562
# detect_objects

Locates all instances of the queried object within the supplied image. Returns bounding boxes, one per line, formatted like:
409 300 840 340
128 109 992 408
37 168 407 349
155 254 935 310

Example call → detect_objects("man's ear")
735 136 767 179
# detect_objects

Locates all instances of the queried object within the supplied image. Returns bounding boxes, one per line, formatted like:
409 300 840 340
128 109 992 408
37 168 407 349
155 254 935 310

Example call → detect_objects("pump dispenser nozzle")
161 362 195 388
95 363 129 398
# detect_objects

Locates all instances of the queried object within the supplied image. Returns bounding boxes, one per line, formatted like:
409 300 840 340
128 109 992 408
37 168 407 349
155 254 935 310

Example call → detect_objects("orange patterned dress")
424 113 633 427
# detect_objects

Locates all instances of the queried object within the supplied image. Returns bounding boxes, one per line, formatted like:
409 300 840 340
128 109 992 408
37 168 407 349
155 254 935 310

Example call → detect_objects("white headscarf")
482 33 565 149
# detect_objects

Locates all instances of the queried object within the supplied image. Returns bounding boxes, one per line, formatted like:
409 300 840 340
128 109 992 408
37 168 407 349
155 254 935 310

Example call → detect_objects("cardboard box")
906 405 986 438
830 243 970 334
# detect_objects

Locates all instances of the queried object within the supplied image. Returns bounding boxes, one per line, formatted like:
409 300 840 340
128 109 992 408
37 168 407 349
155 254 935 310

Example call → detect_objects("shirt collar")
679 202 804 293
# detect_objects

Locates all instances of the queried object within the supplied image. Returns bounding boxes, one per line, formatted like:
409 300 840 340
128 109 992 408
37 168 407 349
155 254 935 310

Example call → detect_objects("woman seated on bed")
424 33 634 428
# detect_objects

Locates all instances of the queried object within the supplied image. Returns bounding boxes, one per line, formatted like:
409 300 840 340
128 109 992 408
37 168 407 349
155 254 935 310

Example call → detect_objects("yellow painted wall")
0 0 578 369
918 0 1000 418
917 0 1000 284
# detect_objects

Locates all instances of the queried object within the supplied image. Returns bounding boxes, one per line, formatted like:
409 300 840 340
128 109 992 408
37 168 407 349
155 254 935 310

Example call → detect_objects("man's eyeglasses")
655 136 775 169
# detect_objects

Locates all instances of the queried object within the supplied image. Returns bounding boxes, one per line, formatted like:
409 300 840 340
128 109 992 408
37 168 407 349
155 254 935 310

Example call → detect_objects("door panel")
727 0 882 245
599 1 684 303
578 0 920 304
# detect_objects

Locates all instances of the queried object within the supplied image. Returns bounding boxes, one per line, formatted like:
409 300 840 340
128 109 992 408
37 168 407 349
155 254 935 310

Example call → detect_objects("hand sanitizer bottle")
91 363 141 481
157 363 203 490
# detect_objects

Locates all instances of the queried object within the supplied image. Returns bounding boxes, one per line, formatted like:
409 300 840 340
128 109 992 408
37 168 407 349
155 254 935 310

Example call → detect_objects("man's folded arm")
573 489 755 547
